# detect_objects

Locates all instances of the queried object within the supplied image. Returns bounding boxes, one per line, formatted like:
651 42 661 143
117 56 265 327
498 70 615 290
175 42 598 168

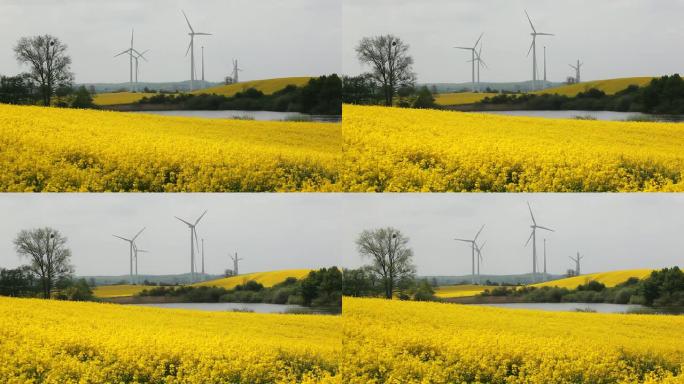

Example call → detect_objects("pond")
132 110 341 122
482 110 684 122
476 302 684 315
133 302 340 315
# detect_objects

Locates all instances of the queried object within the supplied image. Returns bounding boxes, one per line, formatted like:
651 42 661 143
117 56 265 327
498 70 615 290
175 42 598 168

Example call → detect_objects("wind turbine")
525 10 554 91
569 60 583 83
543 238 548 281
133 49 149 90
175 210 207 283
133 244 149 285
201 238 205 281
454 225 485 284
181 10 212 91
467 41 488 89
230 251 243 276
114 29 136 92
112 227 145 284
569 252 584 276
475 240 487 283
454 33 484 92
524 202 554 283
232 59 243 83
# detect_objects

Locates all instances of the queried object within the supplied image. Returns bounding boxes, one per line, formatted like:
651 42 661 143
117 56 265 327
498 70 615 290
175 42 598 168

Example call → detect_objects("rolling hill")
537 77 653 96
433 284 499 298
193 76 312 97
532 269 654 289
434 92 498 105
92 92 158 106
193 269 312 289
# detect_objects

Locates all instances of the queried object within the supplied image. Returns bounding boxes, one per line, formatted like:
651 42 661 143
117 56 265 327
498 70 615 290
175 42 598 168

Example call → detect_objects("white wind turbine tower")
475 240 487 282
569 60 583 83
133 244 149 285
468 41 488 89
525 10 554 91
201 46 205 84
133 49 149 90
524 202 554 283
543 238 548 281
232 59 243 83
569 252 584 276
201 238 205 281
230 251 243 276
454 225 485 284
454 33 484 92
175 210 207 283
543 46 548 88
181 10 212 92
114 29 136 92
112 227 145 284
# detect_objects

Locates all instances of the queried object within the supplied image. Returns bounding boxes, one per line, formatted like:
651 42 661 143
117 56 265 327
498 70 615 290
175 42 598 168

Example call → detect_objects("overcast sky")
0 194 346 277
0 194 681 278
343 0 684 83
337 194 683 276
0 0 341 83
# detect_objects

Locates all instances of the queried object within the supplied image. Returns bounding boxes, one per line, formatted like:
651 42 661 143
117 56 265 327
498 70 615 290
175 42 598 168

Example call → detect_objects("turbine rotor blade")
536 225 555 232
524 10 537 33
193 32 212 36
527 202 537 225
185 38 192 57
181 10 194 33
114 49 130 58
454 47 472 50
524 230 534 247
527 39 534 57
474 224 485 242
112 234 131 242
132 227 146 241
473 32 484 49
454 238 472 243
536 33 554 36
195 210 208 226
175 216 193 226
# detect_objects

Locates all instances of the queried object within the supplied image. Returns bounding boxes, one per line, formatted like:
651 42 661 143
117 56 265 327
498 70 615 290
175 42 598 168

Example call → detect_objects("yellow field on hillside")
539 77 653 96
341 297 684 383
433 284 497 298
92 284 147 298
0 104 340 192
194 269 312 289
341 104 684 192
533 269 654 289
196 77 312 97
93 92 157 105
0 297 340 383
434 92 498 105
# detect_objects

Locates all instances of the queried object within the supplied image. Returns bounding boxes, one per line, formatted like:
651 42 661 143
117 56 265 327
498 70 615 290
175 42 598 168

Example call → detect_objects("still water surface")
483 110 684 122
133 110 341 122
134 302 340 315
477 302 684 314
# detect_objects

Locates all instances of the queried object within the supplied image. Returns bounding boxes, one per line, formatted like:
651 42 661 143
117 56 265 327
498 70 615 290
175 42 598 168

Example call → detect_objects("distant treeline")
138 267 342 308
480 74 684 115
0 73 95 108
0 266 94 301
137 75 342 115
480 267 684 307
342 74 437 109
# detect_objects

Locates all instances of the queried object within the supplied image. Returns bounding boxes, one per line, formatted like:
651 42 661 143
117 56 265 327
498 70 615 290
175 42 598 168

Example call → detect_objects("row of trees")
0 227 93 300
343 34 436 109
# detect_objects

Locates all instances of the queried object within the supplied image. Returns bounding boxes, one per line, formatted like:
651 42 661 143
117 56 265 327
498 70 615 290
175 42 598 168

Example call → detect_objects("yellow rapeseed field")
196 77 312 97
0 104 341 192
93 92 158 106
341 104 684 192
92 284 147 298
195 269 312 290
0 297 341 383
341 297 684 383
533 269 654 289
433 284 498 298
434 92 498 105
538 77 653 96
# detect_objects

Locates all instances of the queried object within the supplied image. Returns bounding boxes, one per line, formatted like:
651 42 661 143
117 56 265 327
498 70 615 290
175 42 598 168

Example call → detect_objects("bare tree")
14 35 73 106
356 227 416 299
356 35 416 106
14 227 74 298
